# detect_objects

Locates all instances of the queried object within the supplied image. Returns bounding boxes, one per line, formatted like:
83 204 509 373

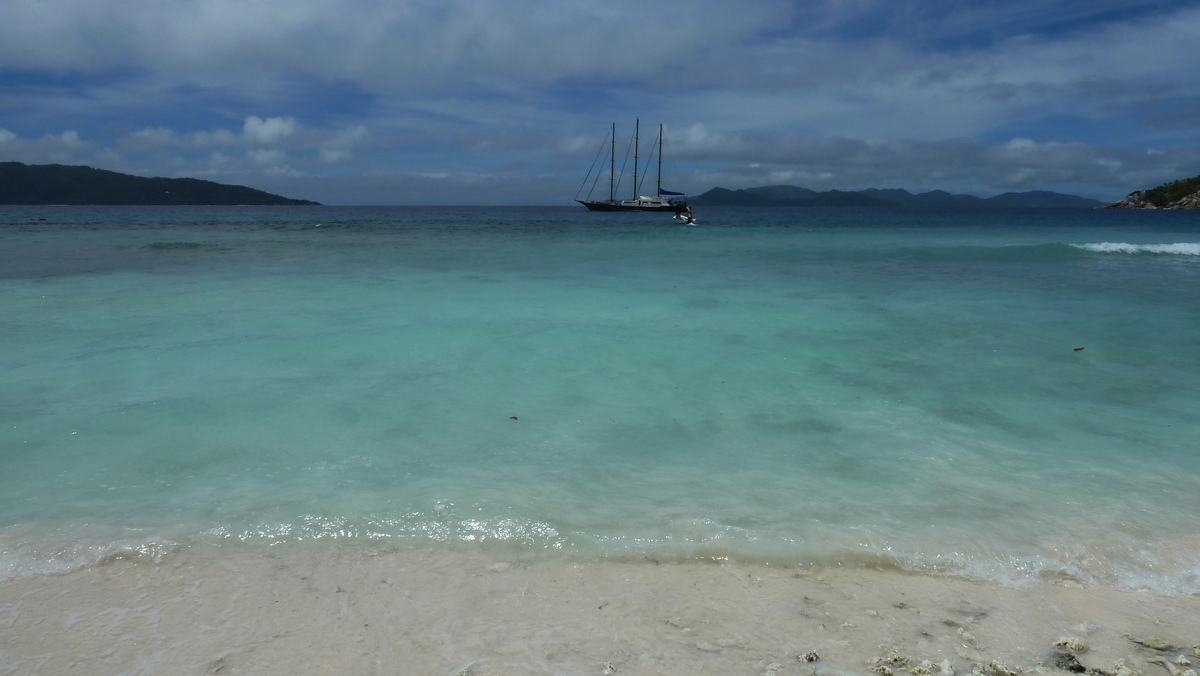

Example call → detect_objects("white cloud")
1 3 1197 151
319 149 353 164
53 131 82 146
190 129 239 148
559 134 600 155
111 119 380 171
1 1 1197 129
1005 138 1038 153
204 151 234 170
0 0 787 95
319 124 369 163
247 148 288 166
119 127 177 151
0 129 93 165
130 127 175 143
243 116 298 145
329 124 368 147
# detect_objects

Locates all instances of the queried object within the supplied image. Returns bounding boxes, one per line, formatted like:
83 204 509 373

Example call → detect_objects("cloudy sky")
2 0 1199 204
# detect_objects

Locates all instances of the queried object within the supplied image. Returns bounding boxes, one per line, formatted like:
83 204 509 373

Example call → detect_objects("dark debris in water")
1049 651 1126 676
1052 652 1087 673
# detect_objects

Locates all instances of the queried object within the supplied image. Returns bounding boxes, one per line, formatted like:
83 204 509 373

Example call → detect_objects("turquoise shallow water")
2 205 1199 592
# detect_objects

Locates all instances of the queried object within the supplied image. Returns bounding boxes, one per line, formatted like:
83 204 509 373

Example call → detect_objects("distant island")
690 185 1104 209
1102 173 1200 209
0 162 320 205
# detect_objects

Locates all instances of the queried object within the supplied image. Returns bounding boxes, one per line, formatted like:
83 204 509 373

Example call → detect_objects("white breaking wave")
1071 242 1200 255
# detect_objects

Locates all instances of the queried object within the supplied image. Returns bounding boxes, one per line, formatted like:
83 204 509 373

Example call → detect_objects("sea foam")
1071 241 1200 255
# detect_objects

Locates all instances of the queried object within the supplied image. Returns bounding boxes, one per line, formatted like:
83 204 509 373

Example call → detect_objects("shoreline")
2 545 1197 675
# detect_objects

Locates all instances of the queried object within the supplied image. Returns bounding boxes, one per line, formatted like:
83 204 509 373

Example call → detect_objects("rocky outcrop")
1167 191 1200 209
1102 192 1156 209
1103 190 1200 209
1103 174 1200 209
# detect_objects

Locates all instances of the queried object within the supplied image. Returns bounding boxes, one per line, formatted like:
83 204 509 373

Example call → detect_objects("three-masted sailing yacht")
576 120 687 212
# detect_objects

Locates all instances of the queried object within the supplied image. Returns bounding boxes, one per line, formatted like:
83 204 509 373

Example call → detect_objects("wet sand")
2 546 1198 675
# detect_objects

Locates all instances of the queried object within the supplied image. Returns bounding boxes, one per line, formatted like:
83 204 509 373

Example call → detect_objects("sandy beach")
3 545 1198 676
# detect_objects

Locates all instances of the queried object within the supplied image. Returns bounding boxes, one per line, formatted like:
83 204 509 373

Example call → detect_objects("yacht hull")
577 200 684 212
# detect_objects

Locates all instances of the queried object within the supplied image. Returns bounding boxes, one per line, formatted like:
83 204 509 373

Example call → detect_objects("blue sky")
2 0 1199 204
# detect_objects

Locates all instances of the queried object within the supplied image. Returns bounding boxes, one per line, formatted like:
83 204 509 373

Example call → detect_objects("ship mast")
609 122 615 202
657 124 663 197
632 118 639 200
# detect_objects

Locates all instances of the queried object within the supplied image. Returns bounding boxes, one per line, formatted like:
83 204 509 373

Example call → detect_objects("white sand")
2 545 1198 675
